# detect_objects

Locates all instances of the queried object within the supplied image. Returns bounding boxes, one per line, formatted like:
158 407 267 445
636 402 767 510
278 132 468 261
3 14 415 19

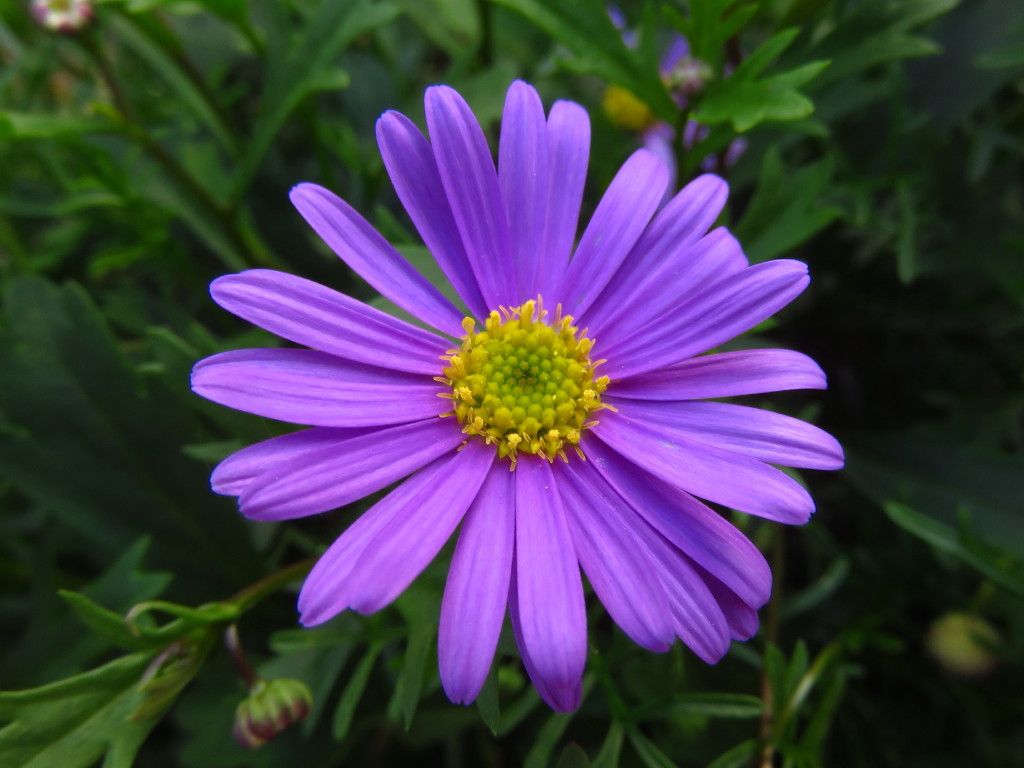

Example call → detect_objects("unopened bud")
927 612 999 678
233 678 313 749
665 56 713 99
31 0 93 33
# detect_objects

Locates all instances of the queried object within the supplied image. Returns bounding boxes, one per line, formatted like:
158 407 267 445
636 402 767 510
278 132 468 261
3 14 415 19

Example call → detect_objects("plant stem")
757 527 786 768
224 624 260 689
229 557 317 614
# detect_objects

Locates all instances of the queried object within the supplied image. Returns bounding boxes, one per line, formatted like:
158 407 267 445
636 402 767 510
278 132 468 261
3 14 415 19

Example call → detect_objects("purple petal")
341 440 493 613
602 260 810 379
640 525 731 663
535 100 590 300
580 174 729 336
642 124 677 203
513 459 586 712
239 417 462 520
290 183 465 337
376 111 489 318
211 427 369 496
592 411 815 524
439 465 515 704
555 149 668 316
587 226 745 347
499 81 550 300
610 349 826 400
556 460 675 651
607 399 845 470
661 34 690 73
210 270 449 375
698 565 760 641
583 439 771 607
298 447 486 625
191 348 445 427
425 85 515 309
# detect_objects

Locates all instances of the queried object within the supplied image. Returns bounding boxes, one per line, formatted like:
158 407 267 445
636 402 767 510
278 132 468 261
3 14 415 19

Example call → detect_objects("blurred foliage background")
1 0 1022 766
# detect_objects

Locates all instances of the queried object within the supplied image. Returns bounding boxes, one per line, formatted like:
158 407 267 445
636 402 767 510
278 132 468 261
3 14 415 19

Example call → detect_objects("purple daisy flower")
191 80 843 712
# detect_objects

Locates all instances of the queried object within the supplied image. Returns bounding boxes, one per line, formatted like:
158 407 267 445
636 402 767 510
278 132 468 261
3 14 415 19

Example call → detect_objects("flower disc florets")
441 299 610 466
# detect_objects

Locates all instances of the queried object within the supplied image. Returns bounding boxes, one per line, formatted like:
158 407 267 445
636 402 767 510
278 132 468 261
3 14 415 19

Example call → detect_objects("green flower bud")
233 678 313 749
927 612 1000 678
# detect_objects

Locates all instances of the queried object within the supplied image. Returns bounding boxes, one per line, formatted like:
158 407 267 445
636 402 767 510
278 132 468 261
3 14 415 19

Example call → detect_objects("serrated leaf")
58 592 156 652
0 654 157 768
694 36 830 132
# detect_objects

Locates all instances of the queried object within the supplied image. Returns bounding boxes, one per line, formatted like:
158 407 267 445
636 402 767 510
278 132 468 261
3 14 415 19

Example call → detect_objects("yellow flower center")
439 299 611 467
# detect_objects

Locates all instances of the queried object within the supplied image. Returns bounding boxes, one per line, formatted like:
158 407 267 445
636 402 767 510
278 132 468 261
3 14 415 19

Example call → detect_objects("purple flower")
191 81 843 712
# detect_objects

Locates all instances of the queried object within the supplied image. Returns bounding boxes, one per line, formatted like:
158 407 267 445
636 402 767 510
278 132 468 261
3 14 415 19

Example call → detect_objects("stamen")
442 298 609 464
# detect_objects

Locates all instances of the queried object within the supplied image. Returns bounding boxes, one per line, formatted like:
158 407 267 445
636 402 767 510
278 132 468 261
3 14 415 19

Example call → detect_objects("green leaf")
0 654 158 768
524 710 577 768
735 148 842 263
665 692 764 720
707 739 758 768
627 727 677 768
693 29 829 132
491 0 677 120
389 588 438 730
105 12 237 154
58 592 157 652
556 743 592 768
665 0 757 68
781 557 850 621
332 644 382 741
976 23 1024 69
881 502 1024 596
231 0 398 198
395 0 480 56
0 278 261 598
809 0 960 87
475 663 500 736
592 721 625 768
845 430 1024 561
0 111 114 140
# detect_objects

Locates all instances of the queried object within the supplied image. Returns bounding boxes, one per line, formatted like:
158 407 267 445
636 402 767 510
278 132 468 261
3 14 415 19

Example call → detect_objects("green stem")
757 527 785 768
229 557 317 614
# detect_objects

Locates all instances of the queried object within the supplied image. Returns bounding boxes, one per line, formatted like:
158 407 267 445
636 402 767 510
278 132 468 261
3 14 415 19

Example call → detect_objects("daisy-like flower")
191 80 843 712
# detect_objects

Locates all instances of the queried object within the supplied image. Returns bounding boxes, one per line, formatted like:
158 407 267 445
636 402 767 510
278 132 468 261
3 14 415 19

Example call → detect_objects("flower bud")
232 678 313 749
927 612 1000 678
665 57 714 99
31 0 93 33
